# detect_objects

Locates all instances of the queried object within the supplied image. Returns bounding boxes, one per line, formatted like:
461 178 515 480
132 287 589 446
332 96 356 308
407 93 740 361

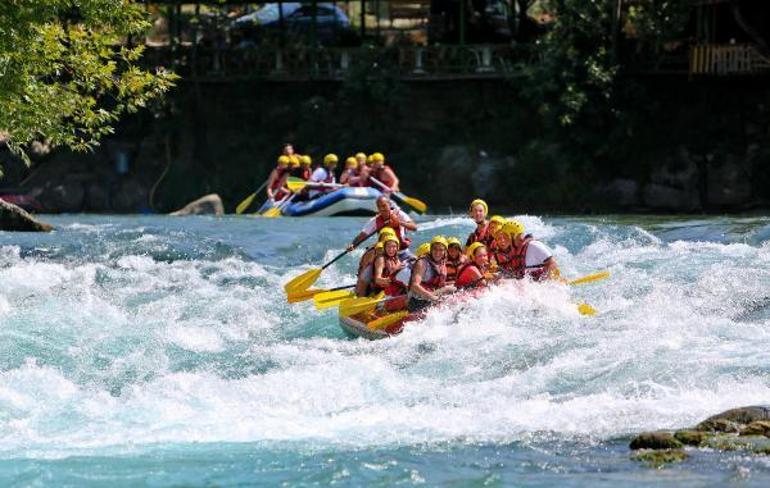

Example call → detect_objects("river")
1 214 770 486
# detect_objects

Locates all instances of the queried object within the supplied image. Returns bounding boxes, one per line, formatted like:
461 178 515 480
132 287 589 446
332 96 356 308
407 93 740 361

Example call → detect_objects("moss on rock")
631 449 688 467
629 432 683 450
674 430 707 446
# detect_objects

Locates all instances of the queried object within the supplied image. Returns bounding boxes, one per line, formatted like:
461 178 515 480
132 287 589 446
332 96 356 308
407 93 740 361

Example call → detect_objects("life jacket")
375 211 412 250
466 221 494 248
455 262 486 289
509 236 547 281
269 168 289 200
411 256 446 291
375 255 406 295
369 165 396 189
492 245 515 273
445 255 466 283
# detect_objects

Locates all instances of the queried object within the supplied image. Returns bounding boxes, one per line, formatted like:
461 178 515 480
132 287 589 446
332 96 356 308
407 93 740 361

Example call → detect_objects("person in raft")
354 227 397 297
266 155 291 202
455 242 494 290
298 155 312 181
373 234 407 296
347 196 417 257
339 157 358 185
308 153 339 198
505 219 560 281
407 236 456 313
368 152 400 192
445 237 468 284
466 199 495 247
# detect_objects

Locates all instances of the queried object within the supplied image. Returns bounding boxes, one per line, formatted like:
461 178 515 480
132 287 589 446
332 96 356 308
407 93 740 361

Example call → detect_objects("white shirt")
525 241 553 268
310 167 335 184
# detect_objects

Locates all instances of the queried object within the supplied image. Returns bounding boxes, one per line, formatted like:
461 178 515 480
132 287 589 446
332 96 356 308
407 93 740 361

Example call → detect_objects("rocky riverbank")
629 406 770 468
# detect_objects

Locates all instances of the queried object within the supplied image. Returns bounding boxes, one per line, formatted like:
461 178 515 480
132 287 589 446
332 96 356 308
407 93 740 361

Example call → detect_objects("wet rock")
629 432 683 450
84 181 109 212
695 418 741 433
698 406 770 429
674 430 707 446
707 157 752 207
111 178 149 212
631 449 688 467
0 199 53 232
170 193 224 216
740 420 770 437
595 178 640 207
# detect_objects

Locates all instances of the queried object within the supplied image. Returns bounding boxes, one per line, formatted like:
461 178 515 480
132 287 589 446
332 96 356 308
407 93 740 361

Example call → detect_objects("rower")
506 220 560 281
373 235 407 296
455 242 492 290
347 196 417 255
466 199 494 247
491 224 515 275
368 152 400 192
288 155 302 178
445 237 468 284
309 154 338 198
408 236 456 313
340 157 358 186
350 152 370 187
282 142 295 157
298 155 312 181
266 155 291 202
354 227 397 297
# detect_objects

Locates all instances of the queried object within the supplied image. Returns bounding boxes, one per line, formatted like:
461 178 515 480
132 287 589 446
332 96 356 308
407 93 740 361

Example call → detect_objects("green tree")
0 0 176 172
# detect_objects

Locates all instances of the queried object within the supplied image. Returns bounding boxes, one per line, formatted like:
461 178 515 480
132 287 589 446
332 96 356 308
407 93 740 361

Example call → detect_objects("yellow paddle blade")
286 180 308 192
235 192 257 215
339 292 386 317
286 288 326 303
284 268 322 295
262 206 282 218
314 289 356 310
368 311 410 330
401 195 427 214
577 302 597 316
568 271 610 286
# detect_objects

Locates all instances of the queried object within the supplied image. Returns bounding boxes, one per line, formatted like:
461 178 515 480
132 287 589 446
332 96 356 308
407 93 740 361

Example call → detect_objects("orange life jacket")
455 262 486 289
445 256 466 283
509 236 547 281
466 221 494 248
375 211 412 249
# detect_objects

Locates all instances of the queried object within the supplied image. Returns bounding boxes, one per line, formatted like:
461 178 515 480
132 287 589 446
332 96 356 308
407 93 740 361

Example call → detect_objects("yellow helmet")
324 153 339 165
503 220 525 237
447 237 462 248
300 155 312 165
371 152 385 163
382 235 400 249
466 241 487 258
378 227 397 240
355 152 367 160
430 235 448 249
366 155 374 165
469 198 489 216
345 157 358 169
490 215 507 227
416 242 431 257
289 155 300 167
277 155 290 166
375 241 384 251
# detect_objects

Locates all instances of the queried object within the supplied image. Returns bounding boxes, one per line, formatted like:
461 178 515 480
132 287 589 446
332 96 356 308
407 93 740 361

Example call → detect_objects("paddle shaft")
369 176 402 199
324 227 379 271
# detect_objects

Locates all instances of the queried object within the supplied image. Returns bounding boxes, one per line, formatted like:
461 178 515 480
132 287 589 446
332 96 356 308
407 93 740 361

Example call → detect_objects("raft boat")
339 314 392 340
258 187 382 217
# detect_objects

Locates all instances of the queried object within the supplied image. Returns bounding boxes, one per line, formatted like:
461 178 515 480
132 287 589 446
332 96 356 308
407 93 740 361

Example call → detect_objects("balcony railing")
690 44 770 76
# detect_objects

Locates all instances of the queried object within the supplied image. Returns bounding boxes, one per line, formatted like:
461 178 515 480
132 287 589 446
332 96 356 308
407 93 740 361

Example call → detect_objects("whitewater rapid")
1 215 770 460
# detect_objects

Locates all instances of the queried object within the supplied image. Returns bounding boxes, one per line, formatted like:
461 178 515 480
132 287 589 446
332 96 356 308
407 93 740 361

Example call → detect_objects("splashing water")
1 214 770 485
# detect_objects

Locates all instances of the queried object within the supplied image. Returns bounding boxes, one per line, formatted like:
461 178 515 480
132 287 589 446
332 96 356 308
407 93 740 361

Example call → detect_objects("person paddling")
299 155 312 181
506 220 560 281
466 199 494 247
347 196 417 253
455 242 492 290
340 157 358 185
373 235 407 296
445 237 468 284
309 153 338 198
354 227 397 297
266 155 291 202
408 236 456 313
368 152 400 192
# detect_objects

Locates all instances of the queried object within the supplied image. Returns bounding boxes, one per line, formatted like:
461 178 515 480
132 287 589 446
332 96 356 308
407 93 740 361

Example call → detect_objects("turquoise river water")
1 214 770 486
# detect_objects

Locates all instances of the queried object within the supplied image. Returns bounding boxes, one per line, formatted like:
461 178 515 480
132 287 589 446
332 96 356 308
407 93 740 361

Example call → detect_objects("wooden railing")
689 44 770 76
143 44 535 81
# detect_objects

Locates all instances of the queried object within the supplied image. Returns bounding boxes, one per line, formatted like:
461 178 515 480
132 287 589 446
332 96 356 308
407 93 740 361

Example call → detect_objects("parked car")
230 3 359 46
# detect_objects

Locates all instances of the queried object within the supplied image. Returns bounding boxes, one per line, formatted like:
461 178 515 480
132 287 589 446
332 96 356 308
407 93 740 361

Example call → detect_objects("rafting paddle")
287 284 356 304
285 177 343 193
235 179 269 215
339 292 398 317
568 271 610 286
314 288 357 309
368 310 410 330
369 177 427 214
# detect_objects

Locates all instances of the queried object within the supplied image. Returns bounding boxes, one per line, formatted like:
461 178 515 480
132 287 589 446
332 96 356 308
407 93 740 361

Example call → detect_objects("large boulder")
706 156 752 207
0 199 53 232
40 179 85 213
595 178 640 208
697 406 770 430
170 193 224 216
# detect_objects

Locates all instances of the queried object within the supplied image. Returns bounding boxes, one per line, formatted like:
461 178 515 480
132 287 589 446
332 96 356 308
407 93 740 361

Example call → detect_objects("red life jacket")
369 165 396 189
445 256 466 283
455 262 486 289
493 245 515 272
412 256 446 291
375 212 412 249
509 236 547 281
466 221 494 248
322 166 335 184
299 167 311 181
376 255 406 295
270 168 289 200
